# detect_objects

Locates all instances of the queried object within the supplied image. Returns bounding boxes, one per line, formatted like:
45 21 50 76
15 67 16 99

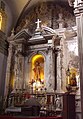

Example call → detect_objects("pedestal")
63 93 75 119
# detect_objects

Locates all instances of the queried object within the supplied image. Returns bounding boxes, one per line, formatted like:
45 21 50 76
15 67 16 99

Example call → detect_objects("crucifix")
35 19 41 30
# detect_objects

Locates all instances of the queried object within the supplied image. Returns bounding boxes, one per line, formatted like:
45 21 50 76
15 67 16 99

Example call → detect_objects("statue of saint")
66 67 77 86
70 73 77 86
33 61 44 82
55 95 61 110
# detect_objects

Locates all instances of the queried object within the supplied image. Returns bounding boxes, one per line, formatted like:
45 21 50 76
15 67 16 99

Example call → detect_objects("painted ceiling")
2 0 72 35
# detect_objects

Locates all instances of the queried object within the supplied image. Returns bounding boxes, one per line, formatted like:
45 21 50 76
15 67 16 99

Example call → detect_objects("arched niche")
31 54 44 82
26 52 46 92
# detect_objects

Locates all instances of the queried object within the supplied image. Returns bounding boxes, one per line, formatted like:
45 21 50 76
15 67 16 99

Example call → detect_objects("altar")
5 4 80 118
5 18 62 95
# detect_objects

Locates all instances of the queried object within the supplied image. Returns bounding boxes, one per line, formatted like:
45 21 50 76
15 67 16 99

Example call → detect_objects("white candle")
68 76 70 85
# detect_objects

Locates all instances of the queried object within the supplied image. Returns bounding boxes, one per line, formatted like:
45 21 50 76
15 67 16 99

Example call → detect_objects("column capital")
68 0 83 16
74 1 83 16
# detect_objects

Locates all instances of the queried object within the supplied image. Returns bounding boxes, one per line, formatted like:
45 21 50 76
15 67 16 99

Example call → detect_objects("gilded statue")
33 61 44 82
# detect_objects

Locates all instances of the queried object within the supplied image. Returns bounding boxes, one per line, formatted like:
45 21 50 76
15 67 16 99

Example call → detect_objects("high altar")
6 21 61 93
4 1 81 118
5 22 79 94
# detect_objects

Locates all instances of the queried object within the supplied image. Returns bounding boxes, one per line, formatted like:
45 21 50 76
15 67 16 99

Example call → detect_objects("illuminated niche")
30 54 44 91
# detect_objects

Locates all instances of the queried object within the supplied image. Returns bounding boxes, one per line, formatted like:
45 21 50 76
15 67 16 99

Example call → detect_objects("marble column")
5 43 13 95
46 47 55 92
14 46 25 90
14 49 21 89
22 56 26 90
14 49 18 89
56 47 64 93
74 1 83 119
4 43 13 107
60 37 67 92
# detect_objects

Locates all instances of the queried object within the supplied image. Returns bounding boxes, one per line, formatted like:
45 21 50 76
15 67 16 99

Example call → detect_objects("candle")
68 76 70 85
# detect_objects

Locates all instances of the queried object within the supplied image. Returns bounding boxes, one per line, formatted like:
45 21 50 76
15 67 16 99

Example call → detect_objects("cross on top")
35 19 41 30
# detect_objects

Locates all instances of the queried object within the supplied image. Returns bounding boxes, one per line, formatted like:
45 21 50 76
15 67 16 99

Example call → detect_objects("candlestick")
68 76 70 85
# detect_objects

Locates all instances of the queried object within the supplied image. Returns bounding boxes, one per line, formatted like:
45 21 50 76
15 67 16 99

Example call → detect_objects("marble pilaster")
60 37 67 92
74 1 83 119
56 47 64 93
5 43 13 96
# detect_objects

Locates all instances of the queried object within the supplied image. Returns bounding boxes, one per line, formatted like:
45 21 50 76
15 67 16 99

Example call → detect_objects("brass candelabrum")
66 67 72 92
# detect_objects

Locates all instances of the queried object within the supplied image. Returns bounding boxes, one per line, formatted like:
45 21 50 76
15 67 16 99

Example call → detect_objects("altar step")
0 115 62 119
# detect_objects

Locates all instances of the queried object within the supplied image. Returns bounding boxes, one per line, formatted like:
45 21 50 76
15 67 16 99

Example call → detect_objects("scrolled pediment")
41 26 56 35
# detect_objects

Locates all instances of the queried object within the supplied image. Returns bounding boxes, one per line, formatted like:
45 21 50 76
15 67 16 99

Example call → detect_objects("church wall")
0 30 8 111
0 53 7 98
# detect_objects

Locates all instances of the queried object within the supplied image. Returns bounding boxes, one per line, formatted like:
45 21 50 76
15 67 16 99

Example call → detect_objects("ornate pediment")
11 24 58 46
9 17 60 47
12 29 31 41
28 25 58 45
41 26 56 35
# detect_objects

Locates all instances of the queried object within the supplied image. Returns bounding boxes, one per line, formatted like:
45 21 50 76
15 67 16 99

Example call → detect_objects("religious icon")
66 67 77 87
70 71 77 86
33 61 41 81
55 95 62 110
33 61 44 82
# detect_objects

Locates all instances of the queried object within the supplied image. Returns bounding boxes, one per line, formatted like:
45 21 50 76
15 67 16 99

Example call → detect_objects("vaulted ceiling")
3 0 72 36
3 0 30 35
